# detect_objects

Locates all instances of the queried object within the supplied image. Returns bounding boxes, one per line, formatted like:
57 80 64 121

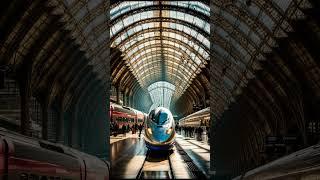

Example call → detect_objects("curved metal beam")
132 51 195 74
0 0 45 65
37 38 75 88
138 70 189 95
119 69 136 91
115 25 249 76
32 30 68 88
110 7 263 59
119 34 208 63
110 4 208 26
117 28 209 55
111 17 208 43
127 44 205 68
122 37 208 65
132 57 194 79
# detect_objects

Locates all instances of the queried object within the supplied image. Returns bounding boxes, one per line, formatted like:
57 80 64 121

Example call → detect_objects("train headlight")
166 128 173 134
147 128 152 135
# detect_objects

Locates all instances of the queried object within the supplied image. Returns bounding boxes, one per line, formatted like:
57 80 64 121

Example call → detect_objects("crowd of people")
110 121 144 137
175 124 210 143
110 121 210 143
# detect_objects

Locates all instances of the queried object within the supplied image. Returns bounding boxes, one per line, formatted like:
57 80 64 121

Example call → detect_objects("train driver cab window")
153 111 169 125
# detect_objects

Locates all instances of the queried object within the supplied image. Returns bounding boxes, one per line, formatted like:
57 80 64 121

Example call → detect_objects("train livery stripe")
8 157 80 176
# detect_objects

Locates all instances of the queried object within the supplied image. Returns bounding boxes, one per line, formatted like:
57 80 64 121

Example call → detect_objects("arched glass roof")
148 81 175 111
55 0 312 114
110 1 210 102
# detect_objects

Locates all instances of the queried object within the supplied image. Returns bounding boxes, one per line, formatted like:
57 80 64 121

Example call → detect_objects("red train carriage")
110 102 146 128
0 128 110 180
134 110 145 126
110 103 136 128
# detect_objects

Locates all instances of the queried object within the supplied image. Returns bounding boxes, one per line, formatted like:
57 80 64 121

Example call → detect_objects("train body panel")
144 107 175 150
0 128 109 179
179 107 210 127
0 138 4 177
134 110 145 125
233 143 320 180
110 102 146 128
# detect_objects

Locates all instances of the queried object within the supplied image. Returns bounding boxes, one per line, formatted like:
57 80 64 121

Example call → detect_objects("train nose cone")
151 126 170 143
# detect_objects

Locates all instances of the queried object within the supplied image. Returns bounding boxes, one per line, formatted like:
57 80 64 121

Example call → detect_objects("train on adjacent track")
144 107 175 150
0 128 110 179
233 143 320 179
110 102 147 128
179 107 210 127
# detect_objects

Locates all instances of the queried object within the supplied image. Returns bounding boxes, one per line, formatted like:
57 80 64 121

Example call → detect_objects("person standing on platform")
126 124 129 133
110 122 114 136
132 123 136 134
134 123 138 134
186 126 188 137
122 125 126 137
199 127 203 141
207 127 210 144
114 123 119 137
196 127 199 140
138 124 143 138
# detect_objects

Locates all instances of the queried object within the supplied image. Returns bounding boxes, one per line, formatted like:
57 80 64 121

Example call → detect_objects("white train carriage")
179 107 210 127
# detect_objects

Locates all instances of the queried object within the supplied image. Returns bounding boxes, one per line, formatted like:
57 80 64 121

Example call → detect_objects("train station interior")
1 0 320 179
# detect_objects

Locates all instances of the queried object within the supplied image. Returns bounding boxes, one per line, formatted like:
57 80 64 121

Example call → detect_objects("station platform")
110 132 210 179
110 132 141 144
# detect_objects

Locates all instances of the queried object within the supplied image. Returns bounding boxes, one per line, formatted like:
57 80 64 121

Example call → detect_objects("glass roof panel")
148 81 175 110
111 10 209 38
112 21 209 51
111 1 209 20
123 39 207 66
60 0 308 113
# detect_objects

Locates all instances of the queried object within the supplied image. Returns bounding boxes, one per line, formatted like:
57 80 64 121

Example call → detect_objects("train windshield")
153 111 169 125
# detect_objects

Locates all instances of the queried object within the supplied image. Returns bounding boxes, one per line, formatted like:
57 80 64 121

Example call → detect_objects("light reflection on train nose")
145 107 175 150
152 127 170 143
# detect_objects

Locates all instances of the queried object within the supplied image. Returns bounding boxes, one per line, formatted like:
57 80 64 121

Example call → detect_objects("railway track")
136 143 208 179
136 149 175 179
174 142 208 179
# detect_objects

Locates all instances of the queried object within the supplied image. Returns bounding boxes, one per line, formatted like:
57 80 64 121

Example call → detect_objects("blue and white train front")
144 107 175 150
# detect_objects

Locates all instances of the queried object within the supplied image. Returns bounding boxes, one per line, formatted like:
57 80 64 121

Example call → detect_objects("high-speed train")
144 107 175 150
233 143 320 180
